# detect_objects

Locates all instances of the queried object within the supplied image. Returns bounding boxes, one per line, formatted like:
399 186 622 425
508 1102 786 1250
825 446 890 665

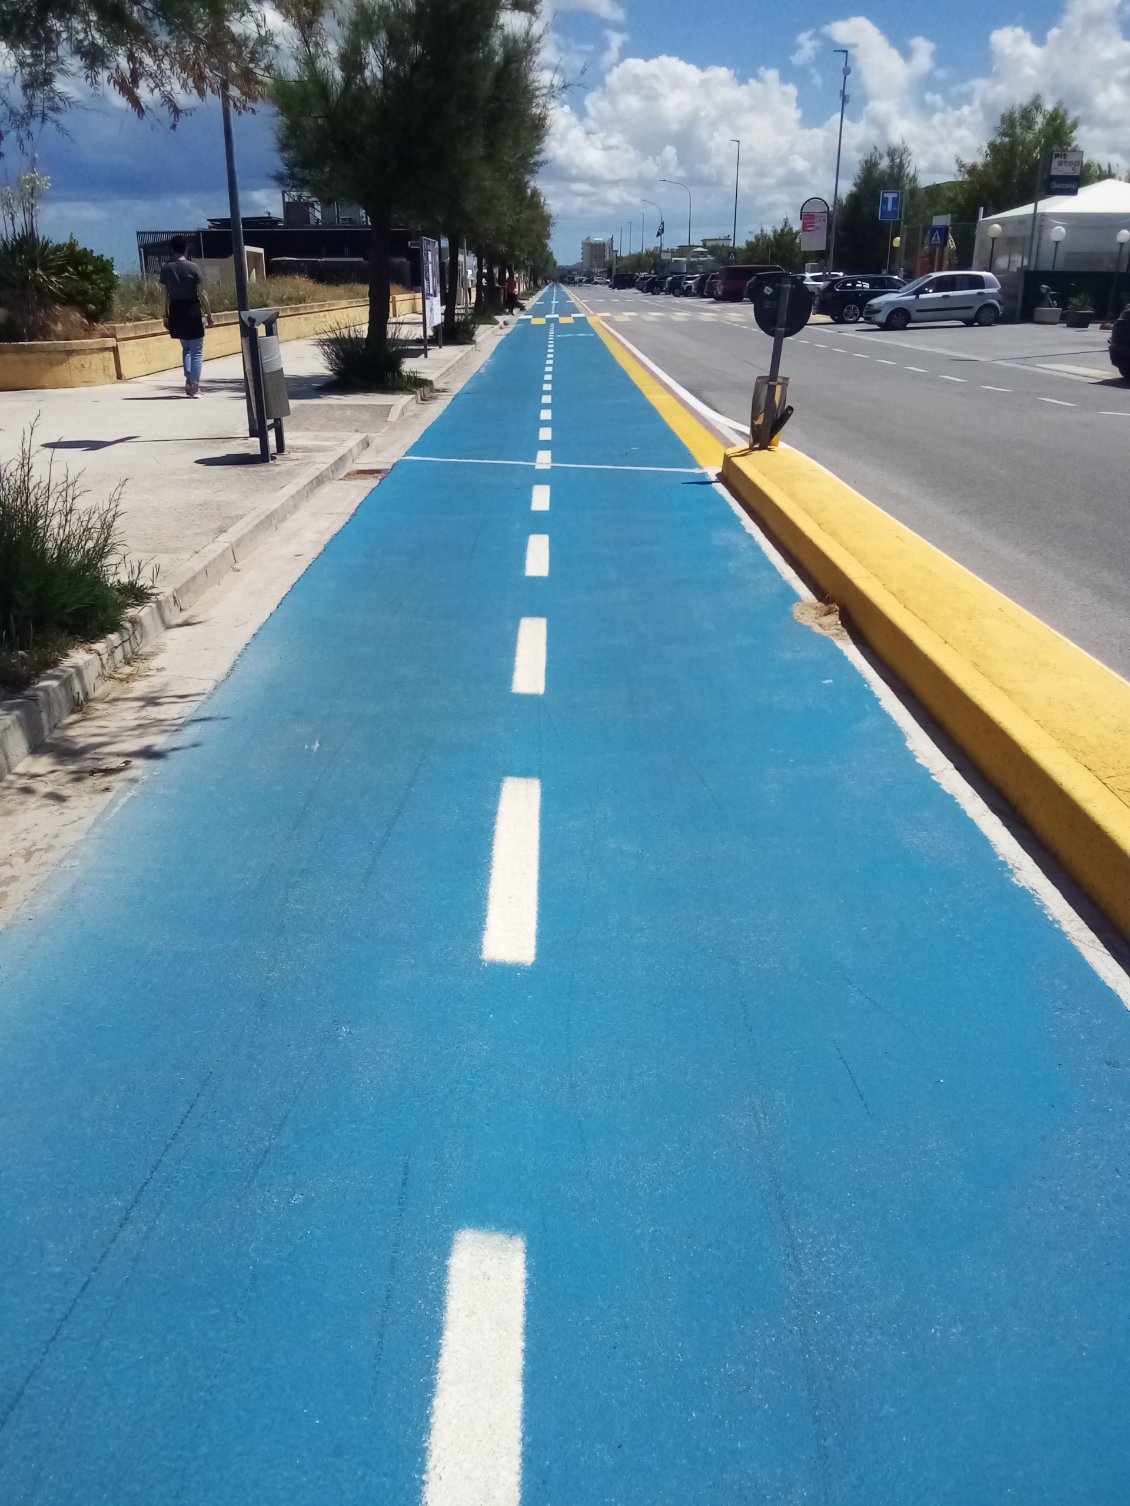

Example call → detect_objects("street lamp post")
219 77 255 435
731 140 741 251
1050 223 1066 272
827 48 851 269
643 198 663 266
660 178 692 255
1107 227 1130 319
986 222 1003 273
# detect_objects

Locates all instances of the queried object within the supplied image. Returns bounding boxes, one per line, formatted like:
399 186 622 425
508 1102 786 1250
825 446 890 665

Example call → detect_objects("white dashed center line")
530 484 550 511
853 352 869 358
538 426 552 441
422 1229 527 1505
938 374 966 382
982 384 1012 392
1036 396 1076 406
511 617 547 695
535 450 551 470
905 366 927 373
481 780 541 966
876 358 897 365
540 408 552 420
525 534 549 576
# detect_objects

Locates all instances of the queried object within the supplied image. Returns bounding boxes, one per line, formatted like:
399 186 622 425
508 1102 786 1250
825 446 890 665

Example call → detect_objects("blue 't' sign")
878 189 902 222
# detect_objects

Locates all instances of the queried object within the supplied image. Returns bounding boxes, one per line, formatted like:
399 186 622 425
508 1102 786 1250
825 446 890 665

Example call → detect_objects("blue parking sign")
879 189 902 222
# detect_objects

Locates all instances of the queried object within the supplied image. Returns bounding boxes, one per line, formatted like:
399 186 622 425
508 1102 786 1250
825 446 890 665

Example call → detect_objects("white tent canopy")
974 178 1130 272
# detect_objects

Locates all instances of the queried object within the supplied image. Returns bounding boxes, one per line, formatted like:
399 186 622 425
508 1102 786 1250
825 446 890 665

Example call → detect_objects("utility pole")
827 48 851 269
731 140 741 251
661 178 692 256
219 78 254 434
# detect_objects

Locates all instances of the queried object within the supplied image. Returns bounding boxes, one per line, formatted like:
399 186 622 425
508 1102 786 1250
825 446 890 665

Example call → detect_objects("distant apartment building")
581 236 614 274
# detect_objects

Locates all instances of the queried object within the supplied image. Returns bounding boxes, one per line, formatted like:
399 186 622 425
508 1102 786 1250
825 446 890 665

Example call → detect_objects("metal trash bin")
240 307 291 460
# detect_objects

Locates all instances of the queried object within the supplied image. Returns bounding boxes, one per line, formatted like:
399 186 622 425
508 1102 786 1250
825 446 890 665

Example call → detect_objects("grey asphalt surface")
573 286 1130 678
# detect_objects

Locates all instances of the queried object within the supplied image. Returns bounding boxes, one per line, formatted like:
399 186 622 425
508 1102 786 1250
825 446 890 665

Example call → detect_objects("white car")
863 270 1004 329
803 270 842 294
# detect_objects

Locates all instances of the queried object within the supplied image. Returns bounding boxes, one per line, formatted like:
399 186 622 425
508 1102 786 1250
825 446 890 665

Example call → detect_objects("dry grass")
109 275 373 324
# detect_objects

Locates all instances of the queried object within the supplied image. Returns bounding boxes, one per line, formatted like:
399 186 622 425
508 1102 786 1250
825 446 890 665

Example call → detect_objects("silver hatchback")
863 271 1004 329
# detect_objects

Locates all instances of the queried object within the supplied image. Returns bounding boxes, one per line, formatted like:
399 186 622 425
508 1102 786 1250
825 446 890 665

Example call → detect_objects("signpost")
927 225 948 248
878 189 902 222
799 197 829 254
1049 149 1084 197
747 272 813 449
420 235 442 356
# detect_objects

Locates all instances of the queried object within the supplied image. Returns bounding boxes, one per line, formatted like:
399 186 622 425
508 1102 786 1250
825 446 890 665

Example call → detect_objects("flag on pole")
656 220 664 237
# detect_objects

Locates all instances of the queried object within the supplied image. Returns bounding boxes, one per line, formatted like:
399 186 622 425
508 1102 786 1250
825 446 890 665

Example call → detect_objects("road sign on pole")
927 225 948 248
1048 149 1084 196
878 189 902 222
799 197 829 253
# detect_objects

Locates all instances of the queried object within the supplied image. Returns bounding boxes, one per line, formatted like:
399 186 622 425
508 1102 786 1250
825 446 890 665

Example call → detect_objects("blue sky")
19 0 1130 270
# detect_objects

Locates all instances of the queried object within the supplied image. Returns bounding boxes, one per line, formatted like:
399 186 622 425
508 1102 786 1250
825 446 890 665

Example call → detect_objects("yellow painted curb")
576 286 1130 937
722 445 1130 938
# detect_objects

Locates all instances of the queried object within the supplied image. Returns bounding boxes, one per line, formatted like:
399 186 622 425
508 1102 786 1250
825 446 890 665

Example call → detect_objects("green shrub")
59 239 116 322
0 231 69 339
1067 290 1096 311
446 313 478 344
0 426 155 691
317 324 433 392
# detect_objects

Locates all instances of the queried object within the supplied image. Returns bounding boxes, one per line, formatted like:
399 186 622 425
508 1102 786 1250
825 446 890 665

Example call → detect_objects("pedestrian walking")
505 271 518 315
160 237 214 397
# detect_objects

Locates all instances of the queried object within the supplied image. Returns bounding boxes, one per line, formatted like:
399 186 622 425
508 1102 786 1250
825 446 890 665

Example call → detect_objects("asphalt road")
574 286 1130 678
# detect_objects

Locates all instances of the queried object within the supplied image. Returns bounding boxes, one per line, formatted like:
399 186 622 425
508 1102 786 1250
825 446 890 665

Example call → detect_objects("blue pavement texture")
2 284 1130 1504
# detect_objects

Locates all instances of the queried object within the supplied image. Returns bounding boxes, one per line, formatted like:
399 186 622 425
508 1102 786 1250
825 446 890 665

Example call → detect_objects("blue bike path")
1 285 1129 1504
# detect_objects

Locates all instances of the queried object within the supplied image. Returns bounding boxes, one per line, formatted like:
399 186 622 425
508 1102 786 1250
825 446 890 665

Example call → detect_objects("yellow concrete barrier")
0 293 423 390
721 444 1130 939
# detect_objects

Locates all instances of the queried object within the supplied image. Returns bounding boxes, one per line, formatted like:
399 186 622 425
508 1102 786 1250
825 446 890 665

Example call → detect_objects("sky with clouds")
14 0 1130 270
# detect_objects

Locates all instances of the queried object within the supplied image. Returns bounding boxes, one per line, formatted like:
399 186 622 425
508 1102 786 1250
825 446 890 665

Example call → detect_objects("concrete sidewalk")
0 318 500 587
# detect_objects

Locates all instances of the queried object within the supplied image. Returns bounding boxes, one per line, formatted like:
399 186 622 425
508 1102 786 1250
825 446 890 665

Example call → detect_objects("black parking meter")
240 308 291 461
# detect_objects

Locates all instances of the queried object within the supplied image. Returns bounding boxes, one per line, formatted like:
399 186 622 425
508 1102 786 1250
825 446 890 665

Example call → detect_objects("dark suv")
1110 306 1130 380
816 274 904 323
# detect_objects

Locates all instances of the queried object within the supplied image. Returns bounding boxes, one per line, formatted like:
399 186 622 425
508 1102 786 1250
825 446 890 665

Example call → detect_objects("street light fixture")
987 221 1003 273
1050 222 1066 272
1107 227 1130 319
660 178 692 255
731 140 741 252
828 48 851 268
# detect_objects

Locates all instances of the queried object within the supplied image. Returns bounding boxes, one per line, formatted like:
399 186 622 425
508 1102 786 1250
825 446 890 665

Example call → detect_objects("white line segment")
540 408 552 420
1036 396 1076 406
422 1229 527 1506
535 450 551 470
482 779 541 966
538 427 552 441
982 384 1012 392
905 366 927 373
938 375 966 382
511 618 547 695
525 534 549 576
530 484 550 511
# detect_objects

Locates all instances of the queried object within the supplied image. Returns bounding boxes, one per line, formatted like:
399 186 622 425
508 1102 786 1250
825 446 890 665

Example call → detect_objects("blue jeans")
180 337 204 386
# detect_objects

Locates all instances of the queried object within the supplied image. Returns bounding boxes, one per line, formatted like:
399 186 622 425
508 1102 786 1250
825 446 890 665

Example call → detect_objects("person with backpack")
159 238 215 397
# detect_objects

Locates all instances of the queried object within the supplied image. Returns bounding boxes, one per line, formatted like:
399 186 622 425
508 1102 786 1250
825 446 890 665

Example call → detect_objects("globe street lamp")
660 178 692 254
986 221 1003 272
1107 227 1130 319
1050 223 1066 272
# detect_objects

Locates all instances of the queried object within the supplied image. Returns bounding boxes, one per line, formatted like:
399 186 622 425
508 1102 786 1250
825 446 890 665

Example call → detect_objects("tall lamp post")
660 178 692 255
731 140 741 251
1107 227 1130 319
642 198 663 265
986 222 1002 273
1050 223 1066 272
827 48 851 269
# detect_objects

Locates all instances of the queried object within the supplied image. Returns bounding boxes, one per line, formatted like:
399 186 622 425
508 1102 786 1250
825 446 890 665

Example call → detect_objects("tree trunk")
443 229 461 338
475 246 486 311
365 210 392 350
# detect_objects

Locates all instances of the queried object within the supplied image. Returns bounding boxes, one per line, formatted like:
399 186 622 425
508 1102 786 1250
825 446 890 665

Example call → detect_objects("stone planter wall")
0 293 422 391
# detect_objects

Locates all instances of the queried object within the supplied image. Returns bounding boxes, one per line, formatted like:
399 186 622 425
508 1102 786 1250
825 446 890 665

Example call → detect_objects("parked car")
643 273 665 293
863 271 1004 329
741 265 788 301
683 274 706 295
612 272 636 289
803 270 843 294
1110 305 1130 380
664 273 685 294
714 263 782 301
816 274 905 322
703 272 720 299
